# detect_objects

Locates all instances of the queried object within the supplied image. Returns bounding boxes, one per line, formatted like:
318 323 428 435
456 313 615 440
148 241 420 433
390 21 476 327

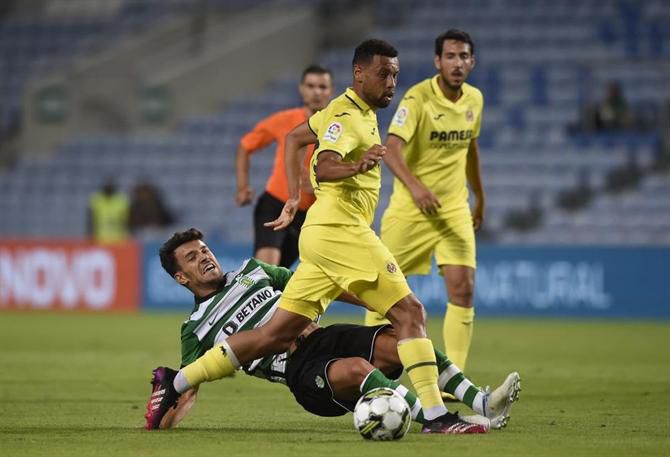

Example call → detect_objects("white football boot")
484 372 521 429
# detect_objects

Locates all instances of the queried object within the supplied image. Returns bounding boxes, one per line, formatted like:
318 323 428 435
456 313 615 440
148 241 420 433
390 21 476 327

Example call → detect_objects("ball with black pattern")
353 387 412 441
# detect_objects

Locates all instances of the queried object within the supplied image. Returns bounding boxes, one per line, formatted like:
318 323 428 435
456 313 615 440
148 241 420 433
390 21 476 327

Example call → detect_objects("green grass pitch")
1 312 669 457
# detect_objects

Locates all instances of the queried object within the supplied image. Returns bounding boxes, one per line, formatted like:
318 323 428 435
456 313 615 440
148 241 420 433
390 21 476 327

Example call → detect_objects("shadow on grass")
2 398 142 404
1 425 354 436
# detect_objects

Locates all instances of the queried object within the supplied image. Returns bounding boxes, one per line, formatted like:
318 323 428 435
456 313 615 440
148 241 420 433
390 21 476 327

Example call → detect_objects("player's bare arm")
265 121 317 230
298 145 314 195
234 144 254 206
466 138 486 230
315 145 386 182
159 387 198 429
384 134 441 215
337 291 375 311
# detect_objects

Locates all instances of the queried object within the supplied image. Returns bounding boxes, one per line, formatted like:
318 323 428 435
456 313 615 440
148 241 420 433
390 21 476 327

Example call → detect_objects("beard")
376 97 392 108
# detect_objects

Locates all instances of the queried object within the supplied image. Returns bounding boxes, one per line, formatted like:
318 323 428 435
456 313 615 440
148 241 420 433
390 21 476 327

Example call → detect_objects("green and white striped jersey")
180 258 293 384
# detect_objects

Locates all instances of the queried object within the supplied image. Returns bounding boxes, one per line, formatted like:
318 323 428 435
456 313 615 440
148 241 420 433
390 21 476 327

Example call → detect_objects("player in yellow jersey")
145 39 485 435
366 30 485 375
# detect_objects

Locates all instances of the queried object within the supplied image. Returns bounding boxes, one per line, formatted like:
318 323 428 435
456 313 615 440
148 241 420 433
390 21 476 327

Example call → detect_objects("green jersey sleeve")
180 323 202 368
255 260 293 290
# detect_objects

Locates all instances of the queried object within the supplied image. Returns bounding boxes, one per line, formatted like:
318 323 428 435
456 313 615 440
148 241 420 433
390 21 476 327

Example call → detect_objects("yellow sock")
364 310 390 326
397 338 447 420
182 343 239 387
443 302 475 372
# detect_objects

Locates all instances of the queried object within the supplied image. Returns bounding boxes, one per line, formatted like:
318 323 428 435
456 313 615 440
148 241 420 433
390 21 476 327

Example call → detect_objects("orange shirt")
240 107 316 211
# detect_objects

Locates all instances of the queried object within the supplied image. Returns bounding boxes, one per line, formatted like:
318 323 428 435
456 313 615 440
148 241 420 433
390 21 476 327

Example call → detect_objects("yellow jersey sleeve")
472 90 483 138
314 112 359 159
307 110 323 136
387 89 422 143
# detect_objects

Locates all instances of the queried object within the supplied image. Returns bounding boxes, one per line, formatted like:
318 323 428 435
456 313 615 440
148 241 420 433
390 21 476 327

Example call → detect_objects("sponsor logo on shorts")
323 122 342 143
315 375 325 389
386 262 397 274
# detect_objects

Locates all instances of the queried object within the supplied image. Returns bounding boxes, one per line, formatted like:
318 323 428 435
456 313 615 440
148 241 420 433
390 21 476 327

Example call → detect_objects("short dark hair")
301 64 332 82
352 39 398 67
435 29 475 56
159 228 204 277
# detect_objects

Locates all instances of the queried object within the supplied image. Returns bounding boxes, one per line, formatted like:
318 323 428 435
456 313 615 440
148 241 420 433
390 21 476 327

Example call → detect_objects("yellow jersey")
89 192 130 243
386 76 483 220
304 87 382 227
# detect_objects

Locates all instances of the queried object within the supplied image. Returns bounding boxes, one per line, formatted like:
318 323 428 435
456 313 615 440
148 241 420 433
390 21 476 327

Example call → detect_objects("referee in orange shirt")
235 65 334 267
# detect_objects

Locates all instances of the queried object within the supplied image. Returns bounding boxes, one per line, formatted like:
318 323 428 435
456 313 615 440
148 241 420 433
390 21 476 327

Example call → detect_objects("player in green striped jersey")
145 228 520 431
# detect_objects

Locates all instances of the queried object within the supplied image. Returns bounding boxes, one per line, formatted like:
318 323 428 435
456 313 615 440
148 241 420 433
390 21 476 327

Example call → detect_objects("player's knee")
449 277 475 305
388 296 426 333
347 358 375 385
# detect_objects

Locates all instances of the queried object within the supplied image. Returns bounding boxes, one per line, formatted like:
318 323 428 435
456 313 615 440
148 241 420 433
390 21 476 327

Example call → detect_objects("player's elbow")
314 164 328 182
314 160 340 182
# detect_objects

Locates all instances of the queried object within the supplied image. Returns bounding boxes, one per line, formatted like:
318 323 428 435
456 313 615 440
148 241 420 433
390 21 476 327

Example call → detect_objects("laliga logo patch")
392 107 409 126
465 109 474 122
386 262 397 274
315 375 325 389
323 122 342 143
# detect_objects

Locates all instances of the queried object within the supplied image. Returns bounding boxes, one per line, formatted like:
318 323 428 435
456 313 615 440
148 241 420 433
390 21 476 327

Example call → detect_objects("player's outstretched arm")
265 121 316 230
159 387 199 429
466 138 486 230
384 134 441 215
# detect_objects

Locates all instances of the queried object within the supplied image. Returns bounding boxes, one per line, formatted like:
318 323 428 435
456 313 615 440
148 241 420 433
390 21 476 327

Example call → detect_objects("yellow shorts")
279 224 412 320
380 207 476 275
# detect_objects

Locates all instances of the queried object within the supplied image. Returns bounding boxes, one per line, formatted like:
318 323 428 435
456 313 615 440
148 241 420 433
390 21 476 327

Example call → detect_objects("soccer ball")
353 387 412 441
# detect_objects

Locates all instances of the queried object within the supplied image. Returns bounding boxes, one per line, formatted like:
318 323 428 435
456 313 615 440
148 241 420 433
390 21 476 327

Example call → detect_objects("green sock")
361 368 426 424
434 349 486 415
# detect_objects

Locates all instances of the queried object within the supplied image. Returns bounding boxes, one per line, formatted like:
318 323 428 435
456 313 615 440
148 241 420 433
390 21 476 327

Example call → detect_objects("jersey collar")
345 87 373 113
431 75 467 106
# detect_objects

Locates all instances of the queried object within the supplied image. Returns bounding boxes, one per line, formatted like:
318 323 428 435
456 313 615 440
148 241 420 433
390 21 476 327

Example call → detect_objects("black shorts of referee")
253 192 307 268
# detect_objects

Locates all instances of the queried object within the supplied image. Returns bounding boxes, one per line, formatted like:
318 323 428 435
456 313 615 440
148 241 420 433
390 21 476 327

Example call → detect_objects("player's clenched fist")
357 144 386 173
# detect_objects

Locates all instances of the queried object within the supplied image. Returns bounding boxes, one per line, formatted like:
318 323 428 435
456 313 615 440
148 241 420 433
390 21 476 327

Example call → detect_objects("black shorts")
253 192 307 268
285 324 399 417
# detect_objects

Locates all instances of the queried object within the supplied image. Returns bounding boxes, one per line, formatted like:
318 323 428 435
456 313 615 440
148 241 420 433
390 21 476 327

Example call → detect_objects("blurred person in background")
578 82 635 132
234 65 334 268
129 180 174 238
87 177 130 244
368 30 486 380
594 82 633 130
